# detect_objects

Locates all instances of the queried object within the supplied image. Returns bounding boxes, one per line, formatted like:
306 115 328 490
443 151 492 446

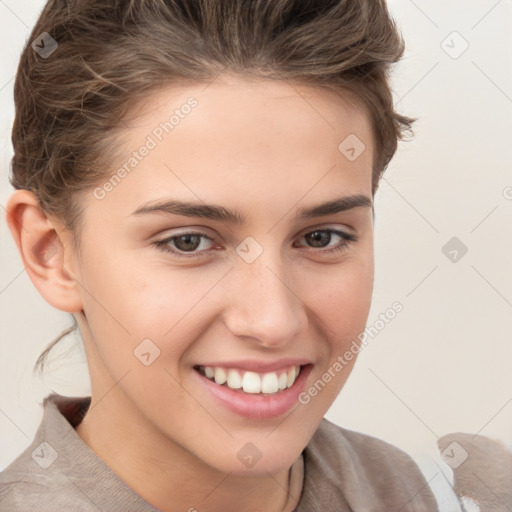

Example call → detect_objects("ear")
6 189 83 313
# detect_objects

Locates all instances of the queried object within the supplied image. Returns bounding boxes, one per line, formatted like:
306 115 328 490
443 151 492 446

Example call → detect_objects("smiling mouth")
193 364 304 395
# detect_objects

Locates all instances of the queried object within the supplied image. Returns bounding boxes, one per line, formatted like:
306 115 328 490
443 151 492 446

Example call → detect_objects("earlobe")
6 189 83 313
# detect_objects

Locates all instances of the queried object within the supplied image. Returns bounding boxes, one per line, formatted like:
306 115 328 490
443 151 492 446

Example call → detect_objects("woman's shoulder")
298 417 439 511
0 396 157 512
308 416 426 469
0 431 83 511
0 448 75 511
1 398 437 511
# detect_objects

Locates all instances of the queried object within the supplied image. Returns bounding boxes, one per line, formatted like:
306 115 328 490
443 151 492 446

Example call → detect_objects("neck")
74 391 301 512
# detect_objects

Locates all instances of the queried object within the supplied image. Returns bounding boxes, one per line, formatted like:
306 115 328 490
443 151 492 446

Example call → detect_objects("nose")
222 247 308 349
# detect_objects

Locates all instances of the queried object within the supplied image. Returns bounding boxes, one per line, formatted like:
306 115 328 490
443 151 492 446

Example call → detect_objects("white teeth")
214 367 227 385
227 369 243 389
242 371 261 393
261 372 279 394
201 365 303 394
286 366 297 388
278 372 288 390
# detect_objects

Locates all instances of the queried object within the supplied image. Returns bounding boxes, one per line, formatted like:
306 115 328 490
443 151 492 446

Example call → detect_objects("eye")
154 232 215 258
153 228 358 258
294 229 357 254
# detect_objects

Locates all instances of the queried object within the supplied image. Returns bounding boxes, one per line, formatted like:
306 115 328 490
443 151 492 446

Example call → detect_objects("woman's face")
67 75 375 475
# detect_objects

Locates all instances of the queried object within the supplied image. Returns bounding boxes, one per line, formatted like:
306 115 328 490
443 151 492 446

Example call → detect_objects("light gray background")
1 1 511 508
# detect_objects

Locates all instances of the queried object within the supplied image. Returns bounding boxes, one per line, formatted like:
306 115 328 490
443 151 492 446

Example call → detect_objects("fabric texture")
0 395 438 511
437 432 512 511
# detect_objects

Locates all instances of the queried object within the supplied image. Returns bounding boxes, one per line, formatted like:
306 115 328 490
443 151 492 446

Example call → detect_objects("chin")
188 433 304 476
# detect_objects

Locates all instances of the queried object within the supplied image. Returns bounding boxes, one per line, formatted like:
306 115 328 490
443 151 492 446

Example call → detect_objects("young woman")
1 0 439 510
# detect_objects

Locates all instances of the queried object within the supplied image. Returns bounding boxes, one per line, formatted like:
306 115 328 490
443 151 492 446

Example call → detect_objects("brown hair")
10 0 414 374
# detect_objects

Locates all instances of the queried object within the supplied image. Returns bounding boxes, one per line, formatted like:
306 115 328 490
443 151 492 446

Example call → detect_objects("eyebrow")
131 194 373 224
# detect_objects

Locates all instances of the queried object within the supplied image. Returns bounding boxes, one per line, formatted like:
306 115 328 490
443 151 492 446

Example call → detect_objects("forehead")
83 76 374 224
127 75 372 144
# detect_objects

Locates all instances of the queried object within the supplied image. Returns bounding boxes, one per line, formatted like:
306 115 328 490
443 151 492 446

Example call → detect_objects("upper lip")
195 358 313 373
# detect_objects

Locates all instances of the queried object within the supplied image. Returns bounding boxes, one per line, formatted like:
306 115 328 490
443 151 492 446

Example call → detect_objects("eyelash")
153 228 358 259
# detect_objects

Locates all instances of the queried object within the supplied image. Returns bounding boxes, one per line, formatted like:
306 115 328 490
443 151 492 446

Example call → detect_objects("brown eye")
153 228 358 259
173 234 202 252
296 229 358 254
154 232 215 257
304 230 332 248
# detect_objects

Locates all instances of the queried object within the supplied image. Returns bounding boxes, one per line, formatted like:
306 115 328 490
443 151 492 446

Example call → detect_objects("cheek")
78 248 217 369
78 232 373 367
297 257 373 416
79 244 182 331
308 250 374 340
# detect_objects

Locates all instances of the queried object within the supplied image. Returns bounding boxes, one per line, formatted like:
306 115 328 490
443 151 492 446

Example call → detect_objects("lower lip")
193 365 313 420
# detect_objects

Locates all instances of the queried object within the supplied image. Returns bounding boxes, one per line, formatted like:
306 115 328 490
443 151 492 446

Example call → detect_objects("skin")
7 75 375 512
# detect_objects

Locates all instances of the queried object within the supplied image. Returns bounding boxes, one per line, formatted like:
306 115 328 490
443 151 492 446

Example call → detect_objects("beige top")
0 394 438 511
